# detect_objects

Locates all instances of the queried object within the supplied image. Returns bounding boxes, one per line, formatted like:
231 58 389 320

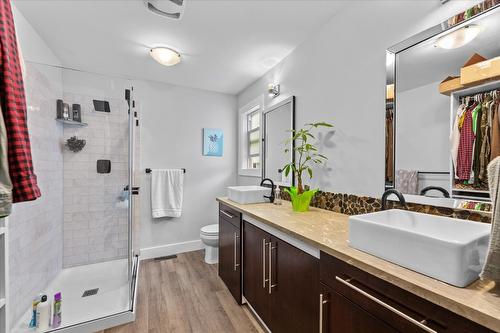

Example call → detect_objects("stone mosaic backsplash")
280 188 492 223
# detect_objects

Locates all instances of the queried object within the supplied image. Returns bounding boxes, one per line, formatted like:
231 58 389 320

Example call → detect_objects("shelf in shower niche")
56 118 88 127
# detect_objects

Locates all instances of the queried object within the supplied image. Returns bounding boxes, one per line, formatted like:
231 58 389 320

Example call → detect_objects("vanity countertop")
216 197 500 332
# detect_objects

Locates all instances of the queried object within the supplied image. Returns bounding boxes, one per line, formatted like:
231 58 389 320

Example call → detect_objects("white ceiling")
14 0 344 95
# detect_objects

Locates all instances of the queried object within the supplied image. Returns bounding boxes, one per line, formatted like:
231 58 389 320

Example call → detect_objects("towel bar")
145 168 186 174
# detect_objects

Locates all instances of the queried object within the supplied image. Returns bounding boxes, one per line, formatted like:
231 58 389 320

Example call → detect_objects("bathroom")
0 0 499 332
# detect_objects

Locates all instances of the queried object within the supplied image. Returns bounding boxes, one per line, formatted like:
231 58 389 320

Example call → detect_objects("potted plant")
282 122 333 212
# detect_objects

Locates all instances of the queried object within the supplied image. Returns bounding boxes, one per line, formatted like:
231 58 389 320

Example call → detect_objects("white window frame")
238 96 263 177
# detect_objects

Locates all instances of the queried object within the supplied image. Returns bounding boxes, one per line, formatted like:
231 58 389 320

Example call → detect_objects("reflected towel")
151 169 184 218
395 170 418 195
481 157 500 281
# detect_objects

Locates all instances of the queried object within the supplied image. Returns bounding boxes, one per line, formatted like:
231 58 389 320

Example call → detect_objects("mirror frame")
262 95 296 186
385 1 500 203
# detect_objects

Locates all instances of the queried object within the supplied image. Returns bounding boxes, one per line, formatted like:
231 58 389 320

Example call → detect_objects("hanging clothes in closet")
0 0 40 204
451 89 500 192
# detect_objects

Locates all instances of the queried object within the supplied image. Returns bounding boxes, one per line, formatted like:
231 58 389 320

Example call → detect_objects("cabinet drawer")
219 203 241 228
320 252 494 333
320 283 398 333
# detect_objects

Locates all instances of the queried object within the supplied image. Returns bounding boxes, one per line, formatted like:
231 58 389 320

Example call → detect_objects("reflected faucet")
419 186 450 198
260 178 275 203
381 189 407 210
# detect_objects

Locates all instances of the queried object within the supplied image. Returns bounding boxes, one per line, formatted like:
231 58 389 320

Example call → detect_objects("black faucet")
419 186 450 198
260 178 275 203
381 188 407 210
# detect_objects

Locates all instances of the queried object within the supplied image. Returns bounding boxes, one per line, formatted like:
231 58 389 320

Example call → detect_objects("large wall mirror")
262 96 295 186
386 1 500 212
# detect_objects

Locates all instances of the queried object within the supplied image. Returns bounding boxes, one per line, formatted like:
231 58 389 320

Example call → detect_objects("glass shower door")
127 86 139 308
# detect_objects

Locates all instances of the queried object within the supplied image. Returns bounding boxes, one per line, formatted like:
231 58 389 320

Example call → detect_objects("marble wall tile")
62 93 129 267
7 63 64 327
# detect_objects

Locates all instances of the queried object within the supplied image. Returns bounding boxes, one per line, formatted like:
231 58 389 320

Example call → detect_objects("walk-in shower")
8 63 140 332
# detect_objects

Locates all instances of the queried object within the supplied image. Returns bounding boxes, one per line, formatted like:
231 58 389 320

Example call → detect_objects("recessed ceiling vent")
144 0 185 20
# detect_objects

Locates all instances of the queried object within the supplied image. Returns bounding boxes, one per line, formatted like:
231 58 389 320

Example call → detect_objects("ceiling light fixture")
150 47 181 66
435 25 482 49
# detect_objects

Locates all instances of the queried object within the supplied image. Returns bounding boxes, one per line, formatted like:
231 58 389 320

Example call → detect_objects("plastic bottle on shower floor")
36 295 50 332
29 294 43 328
52 292 62 328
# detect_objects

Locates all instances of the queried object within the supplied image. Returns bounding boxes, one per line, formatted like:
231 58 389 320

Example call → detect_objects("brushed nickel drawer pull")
268 244 277 294
335 276 437 333
220 210 235 219
319 293 328 333
262 239 269 288
233 233 240 271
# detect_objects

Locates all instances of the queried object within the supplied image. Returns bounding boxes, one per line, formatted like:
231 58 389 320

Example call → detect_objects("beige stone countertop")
217 197 500 332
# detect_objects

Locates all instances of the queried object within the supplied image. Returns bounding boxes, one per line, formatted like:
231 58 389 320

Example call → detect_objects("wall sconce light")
268 83 280 98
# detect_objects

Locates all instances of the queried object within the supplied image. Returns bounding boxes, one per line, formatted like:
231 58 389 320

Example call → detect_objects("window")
247 110 260 169
238 96 263 177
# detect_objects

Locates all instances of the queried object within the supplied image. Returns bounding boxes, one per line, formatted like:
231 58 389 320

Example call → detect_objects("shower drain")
82 288 99 297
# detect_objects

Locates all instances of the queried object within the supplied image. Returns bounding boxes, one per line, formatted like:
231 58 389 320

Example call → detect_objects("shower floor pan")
13 257 139 333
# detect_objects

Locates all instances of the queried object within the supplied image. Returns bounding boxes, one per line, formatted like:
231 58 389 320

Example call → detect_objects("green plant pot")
285 187 318 212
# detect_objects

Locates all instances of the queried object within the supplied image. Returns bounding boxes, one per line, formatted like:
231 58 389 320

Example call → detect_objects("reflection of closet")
450 80 500 200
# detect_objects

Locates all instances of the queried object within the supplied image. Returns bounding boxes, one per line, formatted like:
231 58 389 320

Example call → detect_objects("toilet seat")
200 224 218 236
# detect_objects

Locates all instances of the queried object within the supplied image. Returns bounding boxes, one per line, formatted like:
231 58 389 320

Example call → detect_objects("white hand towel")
480 156 500 281
151 169 184 218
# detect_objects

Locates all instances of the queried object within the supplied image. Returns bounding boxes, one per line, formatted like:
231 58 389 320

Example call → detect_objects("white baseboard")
140 239 204 260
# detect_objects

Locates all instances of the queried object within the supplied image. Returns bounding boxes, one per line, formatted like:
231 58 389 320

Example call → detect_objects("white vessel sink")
348 209 491 287
227 186 270 204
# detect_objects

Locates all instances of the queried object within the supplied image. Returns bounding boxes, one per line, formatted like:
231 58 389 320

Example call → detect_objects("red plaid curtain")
0 0 40 202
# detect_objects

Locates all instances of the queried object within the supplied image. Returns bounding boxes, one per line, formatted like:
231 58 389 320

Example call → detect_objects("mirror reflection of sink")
227 186 270 204
348 209 491 287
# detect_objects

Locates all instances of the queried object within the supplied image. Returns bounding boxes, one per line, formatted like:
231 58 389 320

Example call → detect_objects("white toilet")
200 224 219 264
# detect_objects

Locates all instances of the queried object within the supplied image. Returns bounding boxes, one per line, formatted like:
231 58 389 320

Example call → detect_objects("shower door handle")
124 185 140 195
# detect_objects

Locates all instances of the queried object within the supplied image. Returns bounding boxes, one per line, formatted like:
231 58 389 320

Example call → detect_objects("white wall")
236 0 483 197
135 80 237 258
12 4 61 66
396 80 451 192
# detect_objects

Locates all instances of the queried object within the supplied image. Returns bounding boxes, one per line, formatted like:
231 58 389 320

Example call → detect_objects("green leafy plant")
282 122 333 195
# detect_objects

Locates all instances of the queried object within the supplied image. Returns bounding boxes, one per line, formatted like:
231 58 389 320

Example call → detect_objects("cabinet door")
219 216 241 304
243 221 271 326
268 237 319 333
320 283 398 333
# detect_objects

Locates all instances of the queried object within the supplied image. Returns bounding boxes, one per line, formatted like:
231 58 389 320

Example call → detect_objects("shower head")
144 0 185 20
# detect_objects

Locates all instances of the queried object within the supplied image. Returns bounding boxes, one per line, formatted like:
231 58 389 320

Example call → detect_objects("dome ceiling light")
150 47 181 66
435 25 482 49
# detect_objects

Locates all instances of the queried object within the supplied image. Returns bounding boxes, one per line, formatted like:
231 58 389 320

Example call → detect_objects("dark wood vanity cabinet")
319 252 495 333
218 204 242 304
320 283 398 333
243 221 319 333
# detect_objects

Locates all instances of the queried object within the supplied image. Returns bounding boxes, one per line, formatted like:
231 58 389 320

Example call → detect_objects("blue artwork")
203 128 223 156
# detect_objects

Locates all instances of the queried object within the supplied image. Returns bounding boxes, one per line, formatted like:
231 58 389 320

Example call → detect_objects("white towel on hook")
151 169 184 218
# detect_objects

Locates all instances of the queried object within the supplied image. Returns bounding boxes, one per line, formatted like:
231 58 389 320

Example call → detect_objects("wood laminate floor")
96 251 264 333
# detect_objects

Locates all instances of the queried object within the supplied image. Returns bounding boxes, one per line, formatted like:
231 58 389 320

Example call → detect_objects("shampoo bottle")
36 295 50 332
52 292 62 328
29 294 43 328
